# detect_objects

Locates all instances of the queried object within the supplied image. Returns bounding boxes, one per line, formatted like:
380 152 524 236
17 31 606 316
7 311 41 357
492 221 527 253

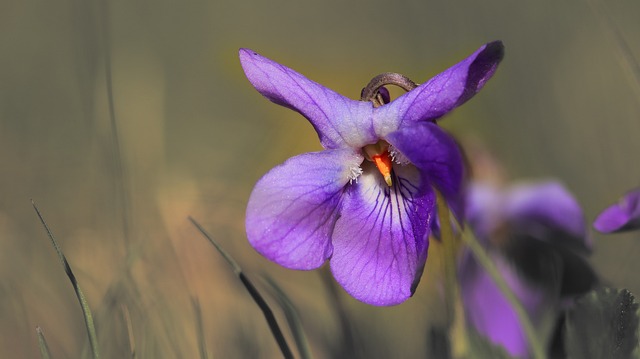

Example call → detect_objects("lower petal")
330 162 435 306
459 250 555 358
246 149 363 270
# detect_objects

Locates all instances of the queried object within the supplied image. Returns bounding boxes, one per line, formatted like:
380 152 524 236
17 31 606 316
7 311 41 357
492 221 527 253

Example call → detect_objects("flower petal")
246 149 363 270
385 122 465 221
459 250 555 358
374 41 504 134
465 183 504 242
239 49 376 149
594 188 640 233
505 182 589 251
330 162 435 306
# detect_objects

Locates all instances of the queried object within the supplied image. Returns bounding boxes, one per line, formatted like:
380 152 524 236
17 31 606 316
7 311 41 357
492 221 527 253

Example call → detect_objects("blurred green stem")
435 190 458 316
121 304 136 359
36 326 51 359
459 224 546 359
191 297 208 359
435 190 467 355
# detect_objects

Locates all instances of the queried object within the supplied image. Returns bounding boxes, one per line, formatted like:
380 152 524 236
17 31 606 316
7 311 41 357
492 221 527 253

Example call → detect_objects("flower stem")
360 72 417 102
459 226 547 359
434 190 467 355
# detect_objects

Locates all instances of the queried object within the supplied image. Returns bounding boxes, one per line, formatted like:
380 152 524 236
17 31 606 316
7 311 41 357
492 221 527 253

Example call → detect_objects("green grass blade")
32 200 101 359
264 276 313 359
188 216 294 359
191 297 209 359
318 267 359 358
121 304 136 358
36 326 52 359
586 0 640 98
98 0 132 249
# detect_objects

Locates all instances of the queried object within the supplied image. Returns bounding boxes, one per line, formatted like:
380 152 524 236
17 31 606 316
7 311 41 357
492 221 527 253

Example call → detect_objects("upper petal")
330 162 435 306
593 188 640 233
374 41 504 133
239 49 377 149
505 182 590 251
246 149 363 270
385 122 465 221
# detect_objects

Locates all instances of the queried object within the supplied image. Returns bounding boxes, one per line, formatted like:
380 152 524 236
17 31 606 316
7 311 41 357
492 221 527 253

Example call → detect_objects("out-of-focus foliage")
1 0 640 357
565 288 640 359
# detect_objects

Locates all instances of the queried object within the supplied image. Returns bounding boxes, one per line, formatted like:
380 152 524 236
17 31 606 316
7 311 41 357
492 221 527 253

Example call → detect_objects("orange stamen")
372 152 393 187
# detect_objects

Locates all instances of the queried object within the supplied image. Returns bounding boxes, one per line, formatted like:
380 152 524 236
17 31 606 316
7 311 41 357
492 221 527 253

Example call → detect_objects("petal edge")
246 149 363 269
239 49 376 149
375 41 504 133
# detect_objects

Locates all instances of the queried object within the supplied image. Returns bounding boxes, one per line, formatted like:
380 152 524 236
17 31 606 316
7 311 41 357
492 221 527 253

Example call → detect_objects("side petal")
374 41 504 133
330 162 435 306
593 188 640 233
385 122 465 221
246 149 363 270
239 49 376 149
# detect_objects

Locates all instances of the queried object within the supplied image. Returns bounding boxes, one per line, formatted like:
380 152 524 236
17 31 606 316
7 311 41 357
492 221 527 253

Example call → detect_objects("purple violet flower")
460 181 596 357
593 188 640 233
240 42 504 306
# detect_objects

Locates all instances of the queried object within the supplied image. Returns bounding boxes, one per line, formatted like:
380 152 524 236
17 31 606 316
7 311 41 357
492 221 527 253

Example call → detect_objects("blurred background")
1 0 640 357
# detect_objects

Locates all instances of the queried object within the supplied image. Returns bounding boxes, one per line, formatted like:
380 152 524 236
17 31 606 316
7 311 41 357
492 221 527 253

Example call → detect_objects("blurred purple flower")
460 181 596 357
593 188 640 233
240 42 503 306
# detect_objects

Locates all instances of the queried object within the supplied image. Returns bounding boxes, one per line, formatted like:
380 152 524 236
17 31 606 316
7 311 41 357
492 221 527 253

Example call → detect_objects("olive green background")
1 0 640 357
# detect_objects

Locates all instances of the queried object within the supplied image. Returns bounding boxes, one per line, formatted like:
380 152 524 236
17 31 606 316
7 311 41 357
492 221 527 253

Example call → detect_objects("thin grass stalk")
98 0 132 250
188 217 294 359
265 276 313 359
319 266 358 358
36 326 51 359
32 201 101 359
121 304 136 359
585 0 640 99
191 297 209 359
